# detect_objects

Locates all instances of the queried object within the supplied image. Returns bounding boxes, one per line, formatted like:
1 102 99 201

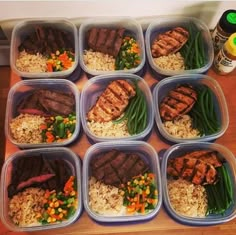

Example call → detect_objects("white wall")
0 0 235 29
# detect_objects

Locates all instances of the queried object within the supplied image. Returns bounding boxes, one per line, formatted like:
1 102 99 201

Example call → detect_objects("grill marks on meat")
19 26 74 55
7 156 73 198
90 150 150 187
87 27 125 57
17 89 75 116
151 27 189 58
167 150 222 185
87 80 136 122
160 85 197 121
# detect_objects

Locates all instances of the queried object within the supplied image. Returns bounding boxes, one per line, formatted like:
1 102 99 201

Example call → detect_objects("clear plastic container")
83 141 162 222
78 17 145 77
5 79 80 148
152 74 229 143
161 142 236 225
10 18 79 79
145 16 214 78
0 147 83 231
80 73 154 143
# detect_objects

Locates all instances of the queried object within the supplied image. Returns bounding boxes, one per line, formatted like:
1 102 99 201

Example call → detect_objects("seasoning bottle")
212 9 236 52
213 33 236 75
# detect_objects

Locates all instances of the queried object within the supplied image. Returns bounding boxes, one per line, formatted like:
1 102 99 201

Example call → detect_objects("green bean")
194 31 201 68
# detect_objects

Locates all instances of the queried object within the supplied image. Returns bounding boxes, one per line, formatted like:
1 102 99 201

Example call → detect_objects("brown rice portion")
87 119 130 137
163 115 200 138
10 113 46 144
16 50 47 73
83 49 115 71
88 177 125 215
153 52 185 70
167 179 208 217
8 187 45 226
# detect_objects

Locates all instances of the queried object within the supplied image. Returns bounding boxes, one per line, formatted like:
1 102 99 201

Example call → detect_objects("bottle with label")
213 33 236 75
212 9 236 52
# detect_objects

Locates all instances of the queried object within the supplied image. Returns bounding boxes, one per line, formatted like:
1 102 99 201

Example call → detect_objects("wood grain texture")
1 67 236 235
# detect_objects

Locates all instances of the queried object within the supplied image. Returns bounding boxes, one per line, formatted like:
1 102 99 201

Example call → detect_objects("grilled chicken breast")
87 80 136 122
151 27 189 58
167 150 222 185
160 84 197 121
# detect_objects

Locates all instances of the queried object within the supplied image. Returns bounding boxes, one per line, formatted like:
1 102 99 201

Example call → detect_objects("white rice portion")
163 115 200 138
10 113 46 144
83 49 115 71
87 119 130 137
153 52 185 71
167 179 208 217
16 50 47 73
88 177 125 215
8 187 45 227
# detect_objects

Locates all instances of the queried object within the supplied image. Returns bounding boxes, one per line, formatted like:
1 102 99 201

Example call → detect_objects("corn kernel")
56 50 60 55
54 201 60 208
52 198 57 202
58 208 62 212
59 213 64 219
146 188 150 195
47 217 52 223
49 202 54 207
67 203 71 208
70 190 76 196
51 217 57 222
50 208 55 215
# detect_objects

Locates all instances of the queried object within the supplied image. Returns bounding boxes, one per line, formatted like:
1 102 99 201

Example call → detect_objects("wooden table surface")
1 67 236 235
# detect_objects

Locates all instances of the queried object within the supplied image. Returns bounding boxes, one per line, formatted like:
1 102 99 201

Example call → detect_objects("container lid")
219 9 236 34
225 33 236 56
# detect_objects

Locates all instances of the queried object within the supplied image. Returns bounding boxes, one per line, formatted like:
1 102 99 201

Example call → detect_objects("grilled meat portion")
151 27 189 58
87 27 125 57
160 84 197 121
19 26 74 55
167 150 222 185
90 150 150 187
8 156 72 198
17 89 75 116
87 80 136 122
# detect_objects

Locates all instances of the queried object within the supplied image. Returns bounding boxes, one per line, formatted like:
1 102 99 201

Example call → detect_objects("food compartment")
5 79 80 148
0 147 82 231
161 142 236 225
10 18 79 79
80 74 154 142
152 74 229 143
145 16 214 78
79 17 145 76
83 141 162 222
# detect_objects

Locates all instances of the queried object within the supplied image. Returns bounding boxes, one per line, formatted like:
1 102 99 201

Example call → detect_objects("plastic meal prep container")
78 17 145 77
152 74 229 143
80 73 154 143
5 79 80 148
145 16 214 78
0 147 83 232
161 142 236 226
83 141 162 222
10 18 79 79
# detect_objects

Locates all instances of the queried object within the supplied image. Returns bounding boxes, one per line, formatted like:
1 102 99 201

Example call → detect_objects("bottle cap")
225 33 236 56
219 9 236 34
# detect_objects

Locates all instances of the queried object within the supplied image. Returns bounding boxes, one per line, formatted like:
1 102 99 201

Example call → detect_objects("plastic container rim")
82 140 163 222
152 73 229 143
80 73 154 142
161 142 236 225
5 78 81 148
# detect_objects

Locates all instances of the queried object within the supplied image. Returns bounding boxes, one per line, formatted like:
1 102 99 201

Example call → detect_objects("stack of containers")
148 17 235 225
1 18 83 231
79 17 163 222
